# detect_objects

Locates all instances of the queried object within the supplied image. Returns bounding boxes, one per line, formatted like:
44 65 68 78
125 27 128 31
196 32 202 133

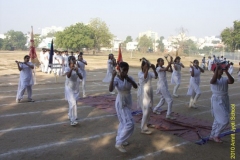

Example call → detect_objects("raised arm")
126 76 138 89
15 61 22 71
224 67 234 84
150 64 158 78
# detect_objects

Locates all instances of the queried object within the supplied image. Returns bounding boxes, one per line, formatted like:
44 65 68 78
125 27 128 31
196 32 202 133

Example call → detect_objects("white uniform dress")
113 76 134 146
171 63 182 85
137 71 155 131
153 67 173 116
187 67 201 97
16 62 34 101
44 52 49 73
65 67 81 122
210 77 230 138
77 60 87 97
208 59 213 71
228 65 233 75
39 51 45 72
187 67 202 107
103 59 113 83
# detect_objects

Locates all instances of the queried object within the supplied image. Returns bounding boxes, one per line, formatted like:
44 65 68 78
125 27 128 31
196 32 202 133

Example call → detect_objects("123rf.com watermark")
230 104 236 159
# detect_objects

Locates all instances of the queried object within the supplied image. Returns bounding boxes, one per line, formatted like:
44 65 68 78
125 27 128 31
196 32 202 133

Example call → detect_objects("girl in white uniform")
137 59 157 135
103 54 115 83
65 56 83 126
209 64 234 142
171 56 184 97
77 54 87 97
103 54 116 94
187 60 204 108
153 58 176 120
109 62 138 153
16 55 35 102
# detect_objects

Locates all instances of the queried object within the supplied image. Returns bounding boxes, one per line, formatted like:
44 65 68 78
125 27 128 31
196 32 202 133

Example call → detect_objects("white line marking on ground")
0 114 115 133
1 84 239 99
0 131 115 158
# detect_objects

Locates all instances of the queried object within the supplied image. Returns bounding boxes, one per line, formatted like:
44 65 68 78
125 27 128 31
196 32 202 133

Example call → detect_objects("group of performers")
15 52 240 153
204 55 235 75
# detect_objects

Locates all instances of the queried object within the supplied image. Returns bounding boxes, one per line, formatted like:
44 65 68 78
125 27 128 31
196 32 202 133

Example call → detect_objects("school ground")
0 51 239 160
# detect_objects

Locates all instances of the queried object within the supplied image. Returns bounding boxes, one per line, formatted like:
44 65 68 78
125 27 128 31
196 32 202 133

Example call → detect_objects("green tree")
34 34 42 48
55 23 94 51
123 36 133 47
2 30 27 50
88 18 113 52
156 36 165 52
183 39 198 54
0 38 3 49
138 35 153 53
221 20 240 52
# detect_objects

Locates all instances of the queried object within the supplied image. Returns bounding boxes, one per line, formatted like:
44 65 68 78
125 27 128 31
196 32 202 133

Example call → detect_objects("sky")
0 0 240 40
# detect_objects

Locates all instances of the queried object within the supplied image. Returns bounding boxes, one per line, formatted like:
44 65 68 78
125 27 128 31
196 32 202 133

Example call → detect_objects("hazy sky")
0 0 240 40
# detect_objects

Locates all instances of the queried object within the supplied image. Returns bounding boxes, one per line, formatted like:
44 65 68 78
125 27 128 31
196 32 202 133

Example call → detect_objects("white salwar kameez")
77 60 87 97
113 76 134 146
210 77 230 138
137 71 155 131
39 51 45 72
171 63 182 96
65 67 80 123
44 52 49 73
208 59 213 71
16 62 34 101
187 67 201 106
103 59 113 83
153 67 173 116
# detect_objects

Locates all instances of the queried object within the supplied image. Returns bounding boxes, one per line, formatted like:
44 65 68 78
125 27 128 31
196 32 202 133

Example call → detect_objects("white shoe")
110 92 115 95
83 94 86 98
141 130 152 135
190 103 198 109
153 110 161 115
70 121 78 126
166 114 176 120
115 144 127 152
16 99 22 103
173 94 179 98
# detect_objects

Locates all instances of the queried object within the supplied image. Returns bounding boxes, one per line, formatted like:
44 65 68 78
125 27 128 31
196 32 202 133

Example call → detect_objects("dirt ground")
0 51 239 160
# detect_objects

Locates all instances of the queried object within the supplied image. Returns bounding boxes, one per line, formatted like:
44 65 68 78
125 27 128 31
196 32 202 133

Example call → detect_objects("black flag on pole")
48 39 54 67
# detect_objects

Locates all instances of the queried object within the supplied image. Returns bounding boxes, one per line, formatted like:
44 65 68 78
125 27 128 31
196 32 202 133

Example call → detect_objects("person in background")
138 58 157 135
77 54 87 97
16 55 35 103
153 57 176 120
187 60 204 108
171 56 184 97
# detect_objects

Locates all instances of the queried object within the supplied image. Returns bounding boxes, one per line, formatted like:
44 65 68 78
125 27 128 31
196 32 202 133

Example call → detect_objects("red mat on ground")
78 95 214 143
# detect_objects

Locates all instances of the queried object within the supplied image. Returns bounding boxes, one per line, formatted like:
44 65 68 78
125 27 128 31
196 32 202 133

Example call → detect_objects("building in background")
126 42 138 51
